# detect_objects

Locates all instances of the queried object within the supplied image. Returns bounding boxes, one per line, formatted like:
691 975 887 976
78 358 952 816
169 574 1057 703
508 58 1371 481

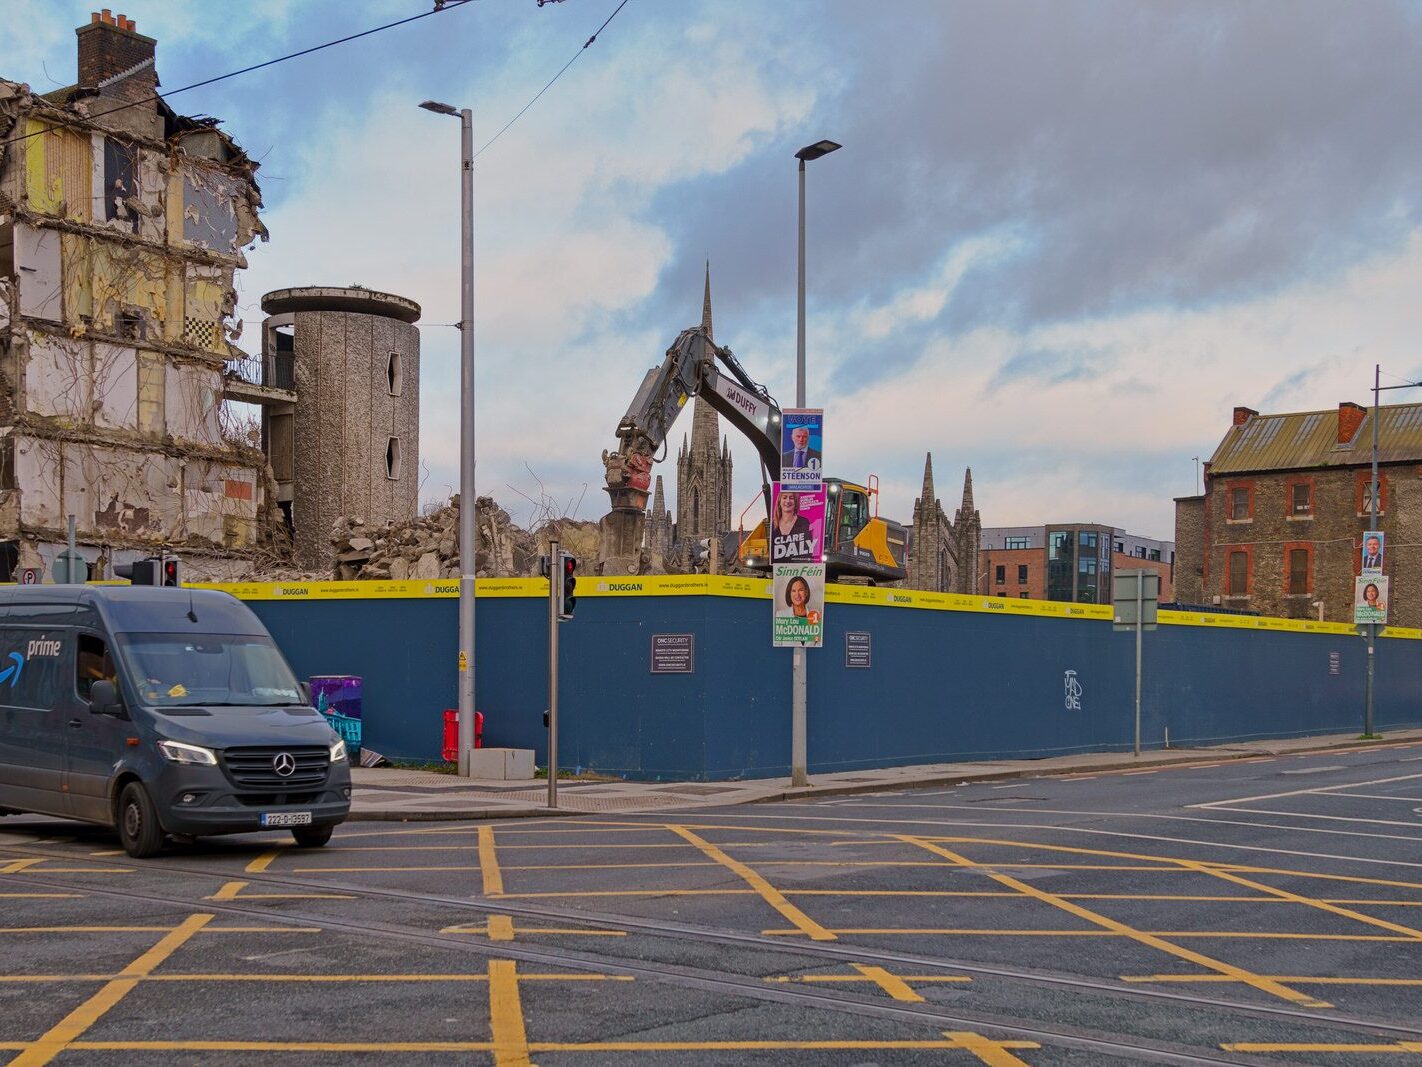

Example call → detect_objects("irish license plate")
261 812 312 827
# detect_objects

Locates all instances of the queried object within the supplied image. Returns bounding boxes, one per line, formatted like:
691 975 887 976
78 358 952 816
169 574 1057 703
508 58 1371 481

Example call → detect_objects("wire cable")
1 0 479 148
472 0 630 159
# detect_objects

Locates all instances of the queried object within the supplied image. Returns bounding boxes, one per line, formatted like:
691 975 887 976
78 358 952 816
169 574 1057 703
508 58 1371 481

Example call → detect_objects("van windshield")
115 633 303 707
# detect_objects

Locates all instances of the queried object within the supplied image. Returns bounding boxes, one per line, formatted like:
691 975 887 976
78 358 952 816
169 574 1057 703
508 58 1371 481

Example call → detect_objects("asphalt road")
3 740 1422 1065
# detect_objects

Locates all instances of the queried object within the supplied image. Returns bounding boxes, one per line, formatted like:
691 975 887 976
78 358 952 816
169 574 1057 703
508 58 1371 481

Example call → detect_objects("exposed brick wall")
1173 496 1205 604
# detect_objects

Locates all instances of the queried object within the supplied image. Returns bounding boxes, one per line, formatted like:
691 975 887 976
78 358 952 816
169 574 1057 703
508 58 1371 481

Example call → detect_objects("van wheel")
292 824 334 848
117 782 164 858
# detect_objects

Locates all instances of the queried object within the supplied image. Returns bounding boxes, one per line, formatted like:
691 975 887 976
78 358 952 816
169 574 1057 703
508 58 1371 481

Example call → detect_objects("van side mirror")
89 679 126 718
299 681 312 706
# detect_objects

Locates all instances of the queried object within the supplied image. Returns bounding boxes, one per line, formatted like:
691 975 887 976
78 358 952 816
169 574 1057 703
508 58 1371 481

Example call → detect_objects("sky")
9 0 1422 541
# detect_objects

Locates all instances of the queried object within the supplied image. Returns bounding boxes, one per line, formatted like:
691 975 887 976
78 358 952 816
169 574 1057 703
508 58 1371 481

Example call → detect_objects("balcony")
222 351 296 406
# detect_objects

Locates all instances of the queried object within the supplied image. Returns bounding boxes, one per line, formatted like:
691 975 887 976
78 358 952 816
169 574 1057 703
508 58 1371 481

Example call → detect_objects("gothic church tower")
674 266 733 546
907 454 982 593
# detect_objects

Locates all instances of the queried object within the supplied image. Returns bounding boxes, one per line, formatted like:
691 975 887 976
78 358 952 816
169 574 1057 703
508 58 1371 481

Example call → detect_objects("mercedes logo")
272 752 297 778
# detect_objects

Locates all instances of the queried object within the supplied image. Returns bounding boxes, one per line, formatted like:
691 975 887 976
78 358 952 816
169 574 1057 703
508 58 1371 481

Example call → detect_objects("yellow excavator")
601 325 907 582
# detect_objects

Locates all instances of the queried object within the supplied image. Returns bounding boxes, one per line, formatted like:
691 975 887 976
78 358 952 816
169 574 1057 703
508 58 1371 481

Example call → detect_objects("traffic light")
113 560 157 585
557 552 577 620
161 559 182 587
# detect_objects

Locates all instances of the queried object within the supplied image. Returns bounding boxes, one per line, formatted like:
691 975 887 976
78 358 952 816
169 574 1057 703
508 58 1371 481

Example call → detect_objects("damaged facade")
0 11 270 579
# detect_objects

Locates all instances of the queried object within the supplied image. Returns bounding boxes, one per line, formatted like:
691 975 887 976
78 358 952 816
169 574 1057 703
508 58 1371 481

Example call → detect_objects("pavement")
348 724 1422 820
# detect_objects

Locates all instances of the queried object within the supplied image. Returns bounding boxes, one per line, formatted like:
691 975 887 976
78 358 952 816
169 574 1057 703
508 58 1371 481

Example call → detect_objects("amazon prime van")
0 585 350 857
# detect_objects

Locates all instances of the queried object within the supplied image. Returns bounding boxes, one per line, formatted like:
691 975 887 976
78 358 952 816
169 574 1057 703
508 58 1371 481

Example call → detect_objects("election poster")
773 563 825 647
1355 575 1388 625
770 484 826 564
780 409 824 489
1360 531 1384 574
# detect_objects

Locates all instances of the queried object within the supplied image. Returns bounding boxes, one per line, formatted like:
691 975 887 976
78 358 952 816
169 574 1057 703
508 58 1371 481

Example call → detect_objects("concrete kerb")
344 728 1422 821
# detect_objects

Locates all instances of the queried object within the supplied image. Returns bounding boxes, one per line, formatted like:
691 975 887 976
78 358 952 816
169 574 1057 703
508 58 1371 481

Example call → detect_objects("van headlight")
329 738 348 763
156 740 217 765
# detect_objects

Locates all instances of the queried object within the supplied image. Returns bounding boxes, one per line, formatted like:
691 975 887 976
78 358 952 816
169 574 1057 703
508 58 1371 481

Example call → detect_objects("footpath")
348 726 1422 821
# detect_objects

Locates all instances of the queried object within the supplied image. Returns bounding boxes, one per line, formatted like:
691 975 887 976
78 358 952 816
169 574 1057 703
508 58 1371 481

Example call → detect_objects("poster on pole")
780 409 823 489
1360 531 1384 574
1355 575 1388 625
773 563 825 647
770 484 826 564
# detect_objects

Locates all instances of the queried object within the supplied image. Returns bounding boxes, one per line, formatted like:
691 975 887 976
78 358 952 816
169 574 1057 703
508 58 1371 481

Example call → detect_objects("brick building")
1174 401 1415 624
980 524 1174 603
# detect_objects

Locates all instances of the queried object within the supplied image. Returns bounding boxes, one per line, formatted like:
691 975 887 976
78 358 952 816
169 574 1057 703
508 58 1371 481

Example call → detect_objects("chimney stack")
1232 406 1258 426
78 10 155 87
1338 401 1367 444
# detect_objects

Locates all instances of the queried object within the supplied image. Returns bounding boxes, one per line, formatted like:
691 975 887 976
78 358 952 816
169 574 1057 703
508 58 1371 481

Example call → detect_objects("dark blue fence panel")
244 591 1422 781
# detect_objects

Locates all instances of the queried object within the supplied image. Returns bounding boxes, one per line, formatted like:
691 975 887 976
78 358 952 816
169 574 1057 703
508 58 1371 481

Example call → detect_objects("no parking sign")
18 568 40 585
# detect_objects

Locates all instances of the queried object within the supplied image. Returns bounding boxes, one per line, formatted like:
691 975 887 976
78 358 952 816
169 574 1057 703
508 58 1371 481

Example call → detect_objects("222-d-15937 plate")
260 811 312 827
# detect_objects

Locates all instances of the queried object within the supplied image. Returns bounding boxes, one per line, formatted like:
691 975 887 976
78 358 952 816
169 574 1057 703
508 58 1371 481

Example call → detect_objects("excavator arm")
603 326 783 509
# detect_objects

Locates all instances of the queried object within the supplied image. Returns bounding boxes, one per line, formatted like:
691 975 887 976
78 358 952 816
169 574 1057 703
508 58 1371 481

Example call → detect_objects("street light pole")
422 100 478 777
791 139 840 789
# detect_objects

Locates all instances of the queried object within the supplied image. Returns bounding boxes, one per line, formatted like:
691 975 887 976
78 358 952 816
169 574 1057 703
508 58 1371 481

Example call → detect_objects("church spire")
701 260 714 339
960 467 975 514
651 474 665 515
920 452 936 506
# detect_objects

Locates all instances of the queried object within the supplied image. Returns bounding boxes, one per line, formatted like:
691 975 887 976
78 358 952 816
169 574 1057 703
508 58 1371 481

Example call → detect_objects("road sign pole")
547 540 559 811
1134 576 1143 758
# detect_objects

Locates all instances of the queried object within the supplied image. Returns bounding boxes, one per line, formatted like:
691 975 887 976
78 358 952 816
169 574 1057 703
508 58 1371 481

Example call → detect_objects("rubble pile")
328 496 602 580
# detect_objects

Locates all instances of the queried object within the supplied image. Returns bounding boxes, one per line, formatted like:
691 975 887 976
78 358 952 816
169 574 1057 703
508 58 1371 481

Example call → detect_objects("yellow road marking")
205 880 352 901
1126 984 1422 990
767 974 970 985
488 915 515 941
488 960 531 1067
20 1039 1041 1053
499 889 753 898
949 1030 1034 1066
503 861 719 871
667 824 836 941
900 836 1330 1008
443 922 625 938
479 825 504 896
245 850 279 874
1178 860 1422 942
851 963 925 1002
9 913 212 1067
0 858 45 874
1224 1042 1422 1053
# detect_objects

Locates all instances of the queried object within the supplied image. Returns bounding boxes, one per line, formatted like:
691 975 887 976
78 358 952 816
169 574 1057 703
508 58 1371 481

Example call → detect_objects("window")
385 437 402 480
1017 564 1028 584
1229 487 1250 520
76 634 115 701
1356 471 1388 516
995 565 1006 584
386 351 403 396
1287 546 1311 595
1114 541 1124 553
1048 532 1069 560
1290 481 1313 516
1148 549 1161 561
1019 592 1030 599
1079 531 1098 549
1079 556 1097 575
1005 536 1030 550
1227 550 1249 596
1136 546 1146 558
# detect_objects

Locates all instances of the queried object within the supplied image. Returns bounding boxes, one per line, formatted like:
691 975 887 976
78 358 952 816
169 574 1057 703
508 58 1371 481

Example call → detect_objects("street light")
790 138 841 789
421 98 478 777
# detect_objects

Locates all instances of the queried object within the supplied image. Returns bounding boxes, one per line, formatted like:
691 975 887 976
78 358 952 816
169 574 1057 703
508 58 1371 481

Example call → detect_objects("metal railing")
222 351 295 392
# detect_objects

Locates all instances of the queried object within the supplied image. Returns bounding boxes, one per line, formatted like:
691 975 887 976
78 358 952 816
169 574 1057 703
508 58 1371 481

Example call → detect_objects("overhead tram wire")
0 0 480 148
473 0 631 159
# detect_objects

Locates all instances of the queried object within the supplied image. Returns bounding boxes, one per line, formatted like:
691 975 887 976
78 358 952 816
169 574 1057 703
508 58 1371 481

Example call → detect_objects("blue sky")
11 0 1422 540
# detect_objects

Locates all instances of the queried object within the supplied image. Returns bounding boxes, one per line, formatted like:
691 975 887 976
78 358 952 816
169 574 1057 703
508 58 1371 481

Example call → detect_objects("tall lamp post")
1362 364 1422 737
421 99 478 777
791 138 840 788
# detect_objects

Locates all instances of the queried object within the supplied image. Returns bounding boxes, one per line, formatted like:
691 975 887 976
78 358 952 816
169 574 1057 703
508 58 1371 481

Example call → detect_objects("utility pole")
546 540 560 810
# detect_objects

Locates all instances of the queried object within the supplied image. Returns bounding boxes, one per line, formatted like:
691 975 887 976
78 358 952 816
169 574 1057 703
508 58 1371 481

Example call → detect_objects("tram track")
3 840 1420 1065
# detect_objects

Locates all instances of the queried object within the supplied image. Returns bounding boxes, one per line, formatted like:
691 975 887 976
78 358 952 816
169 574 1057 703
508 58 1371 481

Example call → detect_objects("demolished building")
0 11 271 580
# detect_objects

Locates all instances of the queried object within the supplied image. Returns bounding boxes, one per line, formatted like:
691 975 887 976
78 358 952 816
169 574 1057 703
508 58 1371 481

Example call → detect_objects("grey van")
0 585 351 857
